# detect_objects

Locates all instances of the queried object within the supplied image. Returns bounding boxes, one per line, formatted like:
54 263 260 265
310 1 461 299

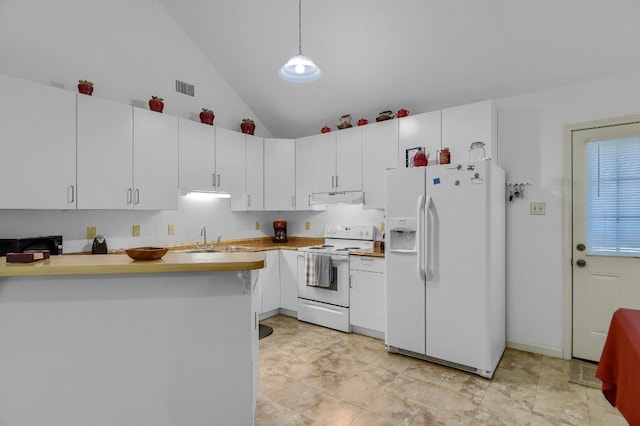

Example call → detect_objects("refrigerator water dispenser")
387 217 417 252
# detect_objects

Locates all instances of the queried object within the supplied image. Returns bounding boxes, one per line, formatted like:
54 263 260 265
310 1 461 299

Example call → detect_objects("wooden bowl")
125 246 168 261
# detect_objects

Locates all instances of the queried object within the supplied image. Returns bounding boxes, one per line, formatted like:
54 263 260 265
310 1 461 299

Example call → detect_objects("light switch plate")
305 221 311 230
168 224 175 235
133 224 141 236
255 221 260 230
530 202 546 215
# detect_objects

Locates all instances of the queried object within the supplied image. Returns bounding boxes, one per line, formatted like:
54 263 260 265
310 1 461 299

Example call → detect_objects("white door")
311 132 337 193
214 127 246 196
363 119 399 209
245 134 264 211
572 120 640 361
132 108 179 210
384 167 426 354
178 118 215 192
335 126 363 192
264 138 296 210
77 95 133 209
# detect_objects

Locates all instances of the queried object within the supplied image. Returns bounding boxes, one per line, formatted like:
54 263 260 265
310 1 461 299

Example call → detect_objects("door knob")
576 243 586 251
576 259 586 267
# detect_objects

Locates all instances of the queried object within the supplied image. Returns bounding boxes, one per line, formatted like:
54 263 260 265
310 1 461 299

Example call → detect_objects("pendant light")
279 0 322 83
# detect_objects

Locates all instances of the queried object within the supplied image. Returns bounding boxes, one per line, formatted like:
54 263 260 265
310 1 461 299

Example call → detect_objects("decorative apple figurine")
77 80 94 96
397 108 409 118
413 148 428 167
321 126 331 133
199 108 215 125
241 118 255 135
357 118 368 126
149 96 164 113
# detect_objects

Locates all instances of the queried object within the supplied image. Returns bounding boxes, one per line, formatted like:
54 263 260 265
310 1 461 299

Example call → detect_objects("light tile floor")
256 315 626 426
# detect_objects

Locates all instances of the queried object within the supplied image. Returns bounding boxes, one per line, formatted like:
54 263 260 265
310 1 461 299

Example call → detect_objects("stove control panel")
324 225 375 241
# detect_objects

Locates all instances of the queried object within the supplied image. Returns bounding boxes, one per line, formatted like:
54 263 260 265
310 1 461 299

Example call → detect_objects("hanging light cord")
297 0 303 55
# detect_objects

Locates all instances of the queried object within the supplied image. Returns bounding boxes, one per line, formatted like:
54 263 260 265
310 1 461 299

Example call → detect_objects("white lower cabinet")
279 250 298 314
350 256 385 338
260 250 280 317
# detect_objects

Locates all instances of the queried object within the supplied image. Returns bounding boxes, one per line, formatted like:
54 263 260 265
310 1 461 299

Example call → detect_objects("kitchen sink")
185 245 254 253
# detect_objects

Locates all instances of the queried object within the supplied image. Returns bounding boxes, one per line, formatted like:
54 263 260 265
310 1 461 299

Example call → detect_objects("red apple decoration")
397 108 409 118
199 108 215 125
357 118 368 126
241 119 255 135
321 126 331 133
77 80 94 96
149 96 164 113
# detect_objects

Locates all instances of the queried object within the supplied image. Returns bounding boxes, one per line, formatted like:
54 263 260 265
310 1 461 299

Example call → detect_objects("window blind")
586 137 640 256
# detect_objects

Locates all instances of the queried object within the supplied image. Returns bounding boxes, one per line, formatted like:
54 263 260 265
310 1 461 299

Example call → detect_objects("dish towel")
305 253 332 288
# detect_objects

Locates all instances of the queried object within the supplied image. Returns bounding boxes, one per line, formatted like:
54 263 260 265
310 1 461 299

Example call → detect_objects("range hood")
309 191 364 205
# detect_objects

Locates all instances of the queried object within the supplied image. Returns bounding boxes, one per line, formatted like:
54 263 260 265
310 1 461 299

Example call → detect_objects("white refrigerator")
384 161 505 378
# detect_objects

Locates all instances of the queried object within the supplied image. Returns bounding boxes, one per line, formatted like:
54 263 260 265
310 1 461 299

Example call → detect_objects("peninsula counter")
0 252 265 426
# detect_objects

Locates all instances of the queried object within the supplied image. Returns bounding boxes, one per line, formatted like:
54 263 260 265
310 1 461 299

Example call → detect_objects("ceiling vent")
175 79 195 97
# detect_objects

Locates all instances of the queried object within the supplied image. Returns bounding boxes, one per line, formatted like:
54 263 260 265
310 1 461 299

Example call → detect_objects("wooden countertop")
0 252 266 277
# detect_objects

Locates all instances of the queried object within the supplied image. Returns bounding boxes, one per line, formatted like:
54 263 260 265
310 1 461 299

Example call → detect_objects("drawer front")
349 256 384 273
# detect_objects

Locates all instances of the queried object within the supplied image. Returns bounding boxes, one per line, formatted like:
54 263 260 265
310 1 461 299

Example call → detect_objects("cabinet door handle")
291 195 295 208
331 175 335 188
349 275 353 288
247 194 251 207
67 185 75 204
135 189 140 205
335 175 339 188
308 194 311 207
127 188 133 205
217 174 221 187
212 173 216 188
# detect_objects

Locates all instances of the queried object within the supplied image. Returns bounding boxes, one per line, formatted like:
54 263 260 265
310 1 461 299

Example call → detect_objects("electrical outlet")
380 221 385 232
255 221 260 230
133 224 141 236
168 224 175 235
530 202 546 215
86 226 97 239
305 221 311 230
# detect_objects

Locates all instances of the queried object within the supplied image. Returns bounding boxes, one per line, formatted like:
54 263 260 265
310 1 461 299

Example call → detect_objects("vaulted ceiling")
159 0 640 139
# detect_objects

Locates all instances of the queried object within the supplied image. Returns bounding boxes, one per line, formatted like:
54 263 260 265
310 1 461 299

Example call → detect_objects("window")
586 137 640 256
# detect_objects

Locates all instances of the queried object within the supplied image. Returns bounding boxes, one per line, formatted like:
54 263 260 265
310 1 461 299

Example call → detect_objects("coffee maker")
272 220 288 243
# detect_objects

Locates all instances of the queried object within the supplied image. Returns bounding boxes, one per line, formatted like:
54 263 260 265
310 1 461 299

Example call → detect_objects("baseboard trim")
506 339 564 359
351 325 384 340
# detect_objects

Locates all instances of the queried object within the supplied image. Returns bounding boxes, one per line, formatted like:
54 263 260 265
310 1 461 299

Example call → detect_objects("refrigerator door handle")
417 195 426 280
425 195 434 281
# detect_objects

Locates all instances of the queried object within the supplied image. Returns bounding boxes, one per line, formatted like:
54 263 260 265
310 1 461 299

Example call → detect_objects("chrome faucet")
217 235 222 247
200 225 207 247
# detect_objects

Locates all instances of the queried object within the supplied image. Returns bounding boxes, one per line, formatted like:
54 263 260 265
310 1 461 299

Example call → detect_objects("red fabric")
596 308 640 426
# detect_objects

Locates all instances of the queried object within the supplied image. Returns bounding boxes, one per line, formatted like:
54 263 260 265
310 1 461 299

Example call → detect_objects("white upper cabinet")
244 134 264 211
441 100 497 164
178 118 215 192
362 119 398 209
336 126 363 192
295 135 316 210
214 127 246 199
398 110 442 167
311 127 362 193
77 95 134 209
310 132 337 193
0 75 76 209
132 107 179 210
264 138 295 211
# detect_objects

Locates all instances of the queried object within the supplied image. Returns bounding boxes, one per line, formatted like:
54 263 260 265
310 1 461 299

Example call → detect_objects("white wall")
496 69 640 356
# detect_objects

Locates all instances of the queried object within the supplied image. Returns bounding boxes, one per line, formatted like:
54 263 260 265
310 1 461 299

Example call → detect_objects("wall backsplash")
0 200 384 254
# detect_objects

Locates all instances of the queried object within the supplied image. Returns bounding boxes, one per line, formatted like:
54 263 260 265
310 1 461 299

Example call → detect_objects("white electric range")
297 225 375 332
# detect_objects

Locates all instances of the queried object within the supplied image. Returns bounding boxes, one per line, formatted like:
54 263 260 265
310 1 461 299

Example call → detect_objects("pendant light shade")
279 0 321 83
